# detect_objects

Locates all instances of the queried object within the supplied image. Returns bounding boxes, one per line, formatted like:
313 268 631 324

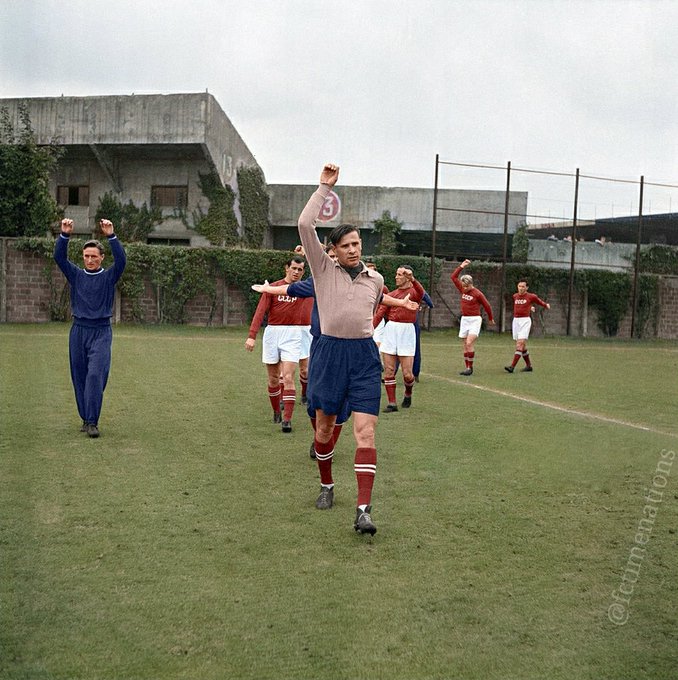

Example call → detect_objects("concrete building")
2 93 527 255
1 92 260 244
269 183 527 258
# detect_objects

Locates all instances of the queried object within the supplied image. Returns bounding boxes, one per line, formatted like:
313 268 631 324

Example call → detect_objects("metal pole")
630 176 644 338
499 161 511 333
566 168 580 336
427 154 440 331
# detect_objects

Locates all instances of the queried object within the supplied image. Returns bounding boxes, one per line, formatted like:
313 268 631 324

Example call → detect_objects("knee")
315 423 334 443
354 424 376 449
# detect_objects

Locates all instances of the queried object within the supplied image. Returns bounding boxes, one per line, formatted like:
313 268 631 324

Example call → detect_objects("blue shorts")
308 335 382 417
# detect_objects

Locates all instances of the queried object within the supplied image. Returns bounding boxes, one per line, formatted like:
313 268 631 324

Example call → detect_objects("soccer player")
298 162 384 535
373 266 425 411
53 218 127 438
252 250 417 459
505 279 550 373
244 256 313 433
413 288 434 380
451 258 495 376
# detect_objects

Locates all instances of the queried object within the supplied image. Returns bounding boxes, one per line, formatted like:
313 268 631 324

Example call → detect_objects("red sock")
332 423 343 446
464 352 470 368
467 352 475 369
282 389 296 421
354 447 377 507
523 351 531 368
279 378 284 410
511 351 521 368
268 386 281 414
315 437 334 486
404 378 415 396
300 376 308 398
384 378 397 404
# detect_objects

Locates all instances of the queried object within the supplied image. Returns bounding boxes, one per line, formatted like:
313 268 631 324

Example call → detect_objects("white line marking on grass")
423 372 678 439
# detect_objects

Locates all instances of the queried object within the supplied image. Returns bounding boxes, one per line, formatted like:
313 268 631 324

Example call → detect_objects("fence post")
427 154 440 331
499 161 511 333
566 168 580 335
630 176 644 338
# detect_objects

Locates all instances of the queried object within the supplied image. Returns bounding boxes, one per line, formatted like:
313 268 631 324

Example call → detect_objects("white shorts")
512 316 532 340
380 321 416 357
299 326 312 360
459 316 482 338
262 325 301 364
373 318 386 345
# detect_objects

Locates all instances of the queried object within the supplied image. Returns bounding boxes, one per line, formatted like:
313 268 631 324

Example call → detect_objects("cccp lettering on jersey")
515 299 528 305
277 295 298 303
462 294 474 301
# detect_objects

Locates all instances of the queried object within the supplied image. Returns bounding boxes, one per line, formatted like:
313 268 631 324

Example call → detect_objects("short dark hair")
83 240 104 254
398 264 414 272
329 223 359 246
286 255 305 267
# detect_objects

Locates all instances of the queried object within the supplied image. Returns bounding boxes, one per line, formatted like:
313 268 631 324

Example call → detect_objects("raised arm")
251 281 290 296
100 220 126 282
53 218 78 282
297 164 339 276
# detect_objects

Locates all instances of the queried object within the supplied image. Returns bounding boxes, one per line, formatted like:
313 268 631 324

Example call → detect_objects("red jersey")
451 266 494 321
373 279 425 325
248 277 314 339
512 292 548 318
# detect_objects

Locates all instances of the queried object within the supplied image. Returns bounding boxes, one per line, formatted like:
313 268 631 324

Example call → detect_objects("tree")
95 191 163 243
372 210 403 255
511 223 529 263
0 103 63 237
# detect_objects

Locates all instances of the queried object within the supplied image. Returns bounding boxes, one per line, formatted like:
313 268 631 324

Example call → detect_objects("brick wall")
2 238 677 339
658 277 678 338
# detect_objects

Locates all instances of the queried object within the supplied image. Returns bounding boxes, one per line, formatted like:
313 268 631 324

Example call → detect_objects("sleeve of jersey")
532 294 549 308
248 293 271 339
478 291 494 321
410 279 425 302
287 278 315 298
373 304 387 327
53 235 78 284
450 266 463 292
298 184 331 279
108 236 127 282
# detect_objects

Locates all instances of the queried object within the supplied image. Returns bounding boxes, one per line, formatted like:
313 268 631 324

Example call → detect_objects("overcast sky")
1 0 677 223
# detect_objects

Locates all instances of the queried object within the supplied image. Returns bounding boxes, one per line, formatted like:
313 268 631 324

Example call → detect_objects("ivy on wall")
637 245 678 275
634 274 660 339
191 171 239 246
511 224 529 263
237 166 270 249
95 192 163 242
11 237 661 337
371 210 403 255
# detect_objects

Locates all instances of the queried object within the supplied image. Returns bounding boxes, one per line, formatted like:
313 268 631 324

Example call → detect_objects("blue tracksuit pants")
69 324 112 426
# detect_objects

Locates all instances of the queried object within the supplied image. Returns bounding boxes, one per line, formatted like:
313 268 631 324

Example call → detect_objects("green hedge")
13 238 660 335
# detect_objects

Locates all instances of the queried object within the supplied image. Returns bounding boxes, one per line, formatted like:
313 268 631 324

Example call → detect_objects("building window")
151 185 188 209
57 185 89 206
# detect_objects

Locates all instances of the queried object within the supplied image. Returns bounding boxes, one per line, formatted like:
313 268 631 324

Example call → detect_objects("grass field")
1 324 677 680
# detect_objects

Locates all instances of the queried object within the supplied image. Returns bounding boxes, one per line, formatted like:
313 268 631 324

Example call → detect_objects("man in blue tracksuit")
54 218 126 438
